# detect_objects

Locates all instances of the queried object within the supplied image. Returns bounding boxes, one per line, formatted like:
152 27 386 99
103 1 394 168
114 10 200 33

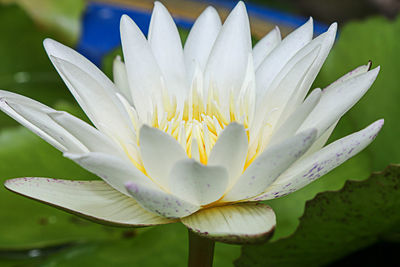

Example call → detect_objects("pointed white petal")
324 61 372 89
126 181 199 218
139 125 187 189
184 6 221 83
208 123 248 185
253 120 384 200
112 56 132 104
298 67 380 138
148 2 186 98
169 159 229 206
49 111 125 157
269 88 321 145
120 15 162 120
255 18 313 100
181 203 276 244
5 178 174 226
253 26 281 69
204 1 251 107
64 152 153 196
223 129 317 202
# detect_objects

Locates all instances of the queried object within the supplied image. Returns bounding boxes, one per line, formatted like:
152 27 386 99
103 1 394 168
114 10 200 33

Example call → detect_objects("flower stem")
188 229 215 267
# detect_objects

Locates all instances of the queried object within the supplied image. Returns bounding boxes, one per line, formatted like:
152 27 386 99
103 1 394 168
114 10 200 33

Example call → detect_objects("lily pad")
236 164 400 266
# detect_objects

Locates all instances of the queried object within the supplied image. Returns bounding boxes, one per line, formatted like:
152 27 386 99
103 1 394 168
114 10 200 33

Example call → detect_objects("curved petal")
148 2 186 99
139 125 187 189
184 6 221 83
181 203 276 244
204 1 251 110
112 55 132 104
5 178 174 226
169 159 229 206
64 152 153 196
120 14 162 120
253 26 281 69
208 123 248 185
223 128 317 202
253 119 384 200
126 181 199 218
298 67 380 138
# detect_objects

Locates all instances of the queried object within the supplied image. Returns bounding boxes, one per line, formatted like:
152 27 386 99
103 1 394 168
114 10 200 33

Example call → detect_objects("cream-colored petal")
181 203 276 244
5 178 174 226
169 159 229 206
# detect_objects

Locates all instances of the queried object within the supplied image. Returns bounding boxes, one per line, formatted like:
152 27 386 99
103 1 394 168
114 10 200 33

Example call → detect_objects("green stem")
188 229 215 267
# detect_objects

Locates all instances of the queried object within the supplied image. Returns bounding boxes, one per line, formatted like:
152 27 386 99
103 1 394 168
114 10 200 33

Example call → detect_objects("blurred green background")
0 0 399 266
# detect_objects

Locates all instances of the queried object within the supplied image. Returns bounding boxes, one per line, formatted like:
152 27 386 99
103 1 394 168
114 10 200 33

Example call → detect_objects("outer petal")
169 159 229 206
112 55 132 104
298 67 380 138
148 2 186 99
181 203 276 244
204 1 251 111
184 6 221 83
253 119 384 200
253 26 281 69
139 125 187 190
255 18 313 100
5 178 174 226
126 181 199 218
208 123 248 185
223 128 317 202
64 152 153 196
120 14 163 120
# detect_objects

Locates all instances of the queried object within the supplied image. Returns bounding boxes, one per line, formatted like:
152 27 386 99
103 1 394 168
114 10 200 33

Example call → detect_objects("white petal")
253 26 281 69
269 88 321 146
148 2 186 99
253 119 384 200
298 67 380 138
181 203 276 244
204 1 251 109
255 18 313 100
48 111 125 157
126 181 199 218
169 159 229 206
324 61 372 89
5 178 174 226
64 152 153 196
139 125 187 190
184 6 221 83
120 15 162 120
0 92 86 153
208 123 248 185
112 56 132 104
223 128 317 202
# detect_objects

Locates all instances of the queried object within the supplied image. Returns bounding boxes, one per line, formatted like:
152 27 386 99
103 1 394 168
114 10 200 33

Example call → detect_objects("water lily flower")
1 1 382 248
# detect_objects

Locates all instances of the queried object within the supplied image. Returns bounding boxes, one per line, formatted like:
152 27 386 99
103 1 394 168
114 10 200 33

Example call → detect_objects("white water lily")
1 1 383 244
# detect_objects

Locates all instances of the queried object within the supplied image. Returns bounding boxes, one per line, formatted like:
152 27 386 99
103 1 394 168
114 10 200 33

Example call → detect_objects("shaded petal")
169 159 229 206
208 123 248 185
5 178 173 226
148 2 186 99
126 181 199 218
112 55 132 104
223 128 317 202
64 152 153 196
255 18 313 100
181 203 276 244
139 125 187 189
184 6 221 83
120 14 162 120
204 1 251 110
298 67 380 138
253 119 384 200
253 26 281 69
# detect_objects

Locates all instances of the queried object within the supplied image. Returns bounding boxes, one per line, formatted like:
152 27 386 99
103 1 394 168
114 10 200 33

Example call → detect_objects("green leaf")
264 15 400 240
0 0 85 45
236 164 400 267
0 4 78 129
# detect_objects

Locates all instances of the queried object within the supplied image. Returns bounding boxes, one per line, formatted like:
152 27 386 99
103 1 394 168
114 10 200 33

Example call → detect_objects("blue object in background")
77 1 328 67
